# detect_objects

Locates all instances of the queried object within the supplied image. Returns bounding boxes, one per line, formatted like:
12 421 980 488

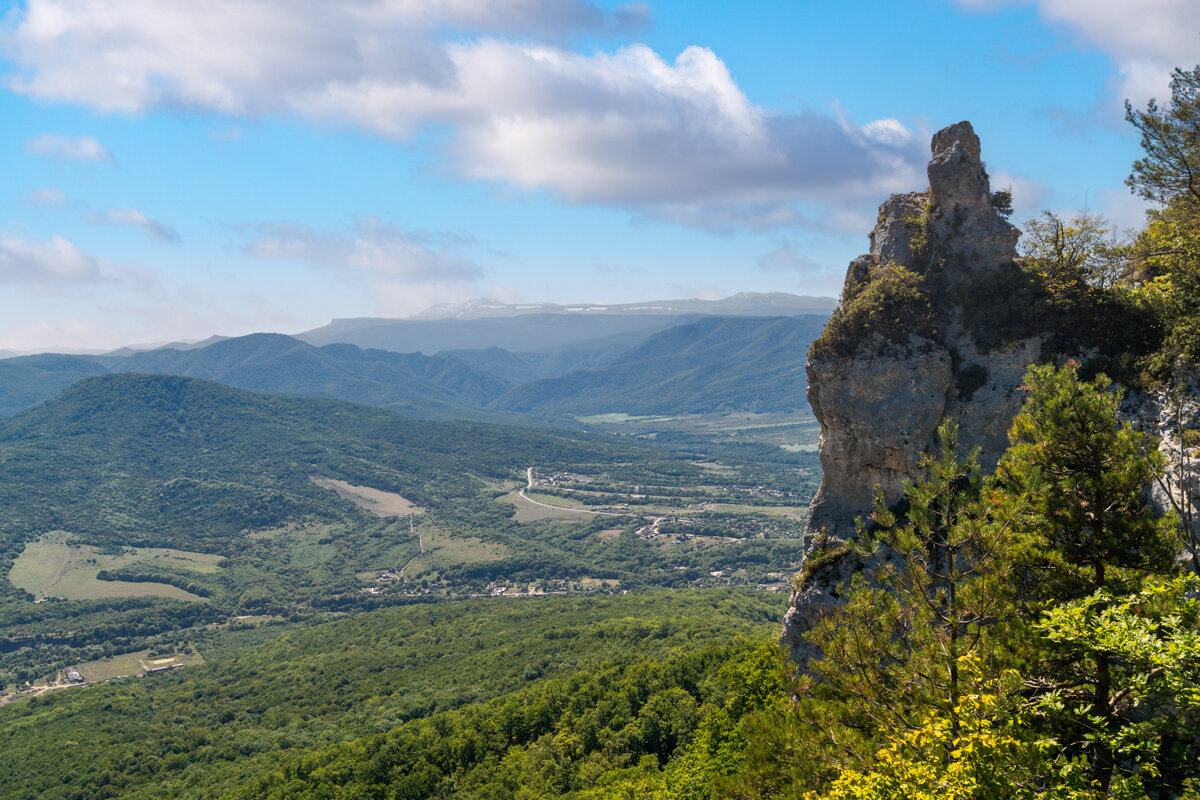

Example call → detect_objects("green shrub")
903 199 936 268
810 265 938 360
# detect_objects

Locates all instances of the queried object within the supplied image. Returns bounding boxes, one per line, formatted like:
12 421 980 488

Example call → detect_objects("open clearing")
400 525 505 579
310 475 424 517
576 412 675 424
703 503 808 521
69 648 206 683
7 531 218 601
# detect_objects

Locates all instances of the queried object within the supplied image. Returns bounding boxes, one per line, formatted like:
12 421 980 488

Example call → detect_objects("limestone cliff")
782 121 1043 664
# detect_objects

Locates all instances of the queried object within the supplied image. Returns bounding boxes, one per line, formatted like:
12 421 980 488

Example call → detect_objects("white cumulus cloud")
2 0 924 231
1 0 646 114
0 233 105 286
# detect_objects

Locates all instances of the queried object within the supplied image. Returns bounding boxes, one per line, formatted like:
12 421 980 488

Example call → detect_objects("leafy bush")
810 265 938 360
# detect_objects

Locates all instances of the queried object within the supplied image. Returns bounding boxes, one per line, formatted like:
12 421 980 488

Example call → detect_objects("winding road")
518 467 625 517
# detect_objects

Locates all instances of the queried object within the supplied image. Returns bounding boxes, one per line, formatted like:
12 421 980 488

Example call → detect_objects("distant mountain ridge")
1 297 833 421
296 291 835 354
0 334 519 421
297 312 698 356
409 292 835 320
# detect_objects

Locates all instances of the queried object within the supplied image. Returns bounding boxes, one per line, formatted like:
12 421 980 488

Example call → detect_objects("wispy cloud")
18 187 180 242
24 133 113 162
245 217 483 282
84 207 180 242
23 187 69 207
757 242 823 273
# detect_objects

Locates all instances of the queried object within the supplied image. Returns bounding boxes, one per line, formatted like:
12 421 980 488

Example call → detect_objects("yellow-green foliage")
810 265 938 360
809 661 1089 800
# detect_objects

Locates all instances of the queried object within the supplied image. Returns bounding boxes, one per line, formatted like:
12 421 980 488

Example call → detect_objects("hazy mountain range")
297 292 834 354
0 293 833 421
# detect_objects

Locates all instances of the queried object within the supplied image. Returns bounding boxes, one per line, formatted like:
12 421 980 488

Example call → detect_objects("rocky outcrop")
803 345 952 537
927 121 1021 272
782 121 1041 665
1128 384 1200 574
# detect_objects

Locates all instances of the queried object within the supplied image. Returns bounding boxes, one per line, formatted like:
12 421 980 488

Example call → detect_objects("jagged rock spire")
927 120 1019 271
867 120 1018 280
781 121 1038 667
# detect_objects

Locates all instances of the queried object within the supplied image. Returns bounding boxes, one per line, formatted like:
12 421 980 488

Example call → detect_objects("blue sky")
1 0 1197 352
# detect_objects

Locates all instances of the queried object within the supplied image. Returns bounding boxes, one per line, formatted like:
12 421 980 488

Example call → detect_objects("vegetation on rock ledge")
809 264 938 360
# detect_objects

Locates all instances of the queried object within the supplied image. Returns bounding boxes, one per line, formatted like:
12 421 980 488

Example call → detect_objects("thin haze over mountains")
0 292 832 421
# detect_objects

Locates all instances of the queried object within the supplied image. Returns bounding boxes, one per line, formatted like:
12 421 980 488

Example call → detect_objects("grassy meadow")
8 531 220 602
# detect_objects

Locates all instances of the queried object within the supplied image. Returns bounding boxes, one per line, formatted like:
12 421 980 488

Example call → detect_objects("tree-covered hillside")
0 373 815 690
491 315 827 418
0 590 785 800
0 372 617 550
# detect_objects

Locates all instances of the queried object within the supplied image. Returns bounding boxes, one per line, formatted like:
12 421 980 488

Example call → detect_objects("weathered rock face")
803 342 952 537
1128 385 1200 574
782 121 1039 665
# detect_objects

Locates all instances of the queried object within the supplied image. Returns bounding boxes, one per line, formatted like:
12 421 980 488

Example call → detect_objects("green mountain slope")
0 372 639 552
490 315 827 418
116 333 514 418
0 353 112 416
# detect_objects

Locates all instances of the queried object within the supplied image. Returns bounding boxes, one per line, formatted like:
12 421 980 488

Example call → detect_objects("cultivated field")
310 475 424 517
399 524 506 581
69 647 206 683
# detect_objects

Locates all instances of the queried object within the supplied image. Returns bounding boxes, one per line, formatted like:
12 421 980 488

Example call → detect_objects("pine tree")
997 363 1181 794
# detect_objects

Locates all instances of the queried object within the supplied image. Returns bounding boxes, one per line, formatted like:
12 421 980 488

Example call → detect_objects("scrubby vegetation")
809 265 938 359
